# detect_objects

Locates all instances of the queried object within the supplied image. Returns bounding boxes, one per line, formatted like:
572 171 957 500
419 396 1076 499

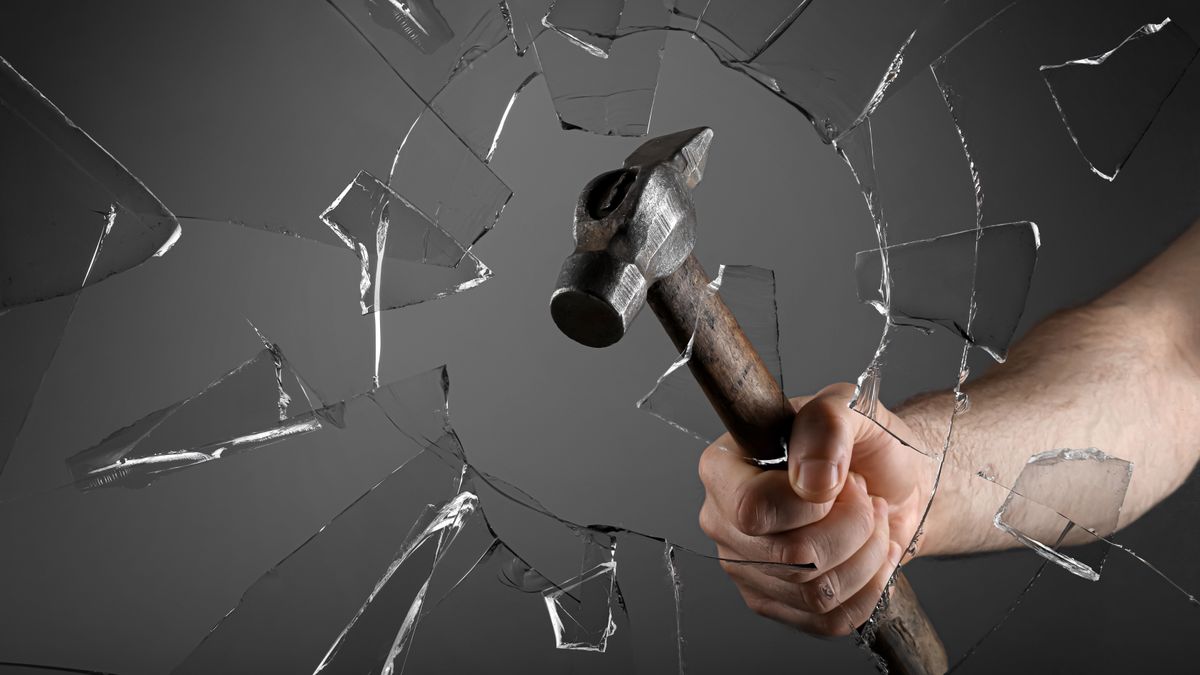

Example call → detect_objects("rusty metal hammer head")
550 126 714 348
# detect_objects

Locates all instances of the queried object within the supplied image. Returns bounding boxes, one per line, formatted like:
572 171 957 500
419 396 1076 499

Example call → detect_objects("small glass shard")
328 0 510 101
531 0 668 136
994 448 1134 581
1040 18 1198 181
542 530 619 652
0 56 181 310
543 0 625 58
365 0 454 56
855 222 1040 361
671 0 811 62
501 0 555 54
320 170 494 314
638 264 783 443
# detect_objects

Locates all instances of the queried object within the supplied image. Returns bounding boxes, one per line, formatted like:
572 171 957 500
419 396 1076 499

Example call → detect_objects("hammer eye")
586 168 637 220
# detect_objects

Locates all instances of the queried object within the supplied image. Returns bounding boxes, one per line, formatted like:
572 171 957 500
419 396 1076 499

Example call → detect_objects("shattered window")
1 1 1198 673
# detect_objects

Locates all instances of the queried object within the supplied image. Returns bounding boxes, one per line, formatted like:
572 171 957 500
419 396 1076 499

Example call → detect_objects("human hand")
697 382 935 636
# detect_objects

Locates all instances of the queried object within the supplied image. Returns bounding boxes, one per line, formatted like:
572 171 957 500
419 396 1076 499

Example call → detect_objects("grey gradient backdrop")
1 1 1199 673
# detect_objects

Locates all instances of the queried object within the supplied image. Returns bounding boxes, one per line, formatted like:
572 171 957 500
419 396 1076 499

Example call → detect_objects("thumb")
787 383 862 503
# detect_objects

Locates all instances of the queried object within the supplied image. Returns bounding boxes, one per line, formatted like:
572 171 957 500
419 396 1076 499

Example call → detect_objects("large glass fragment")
0 296 77 480
530 0 668 136
638 264 783 443
64 342 322 491
1040 18 1198 181
329 0 540 164
671 1 811 63
172 447 466 674
740 0 941 142
994 448 1133 581
855 222 1040 361
0 57 181 310
320 170 493 314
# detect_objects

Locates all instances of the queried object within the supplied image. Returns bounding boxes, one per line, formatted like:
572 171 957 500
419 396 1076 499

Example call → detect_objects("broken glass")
320 170 493 314
0 55 181 481
388 110 515 249
638 264 783 443
855 222 1041 361
543 0 625 58
64 342 321 492
994 448 1133 580
670 1 811 63
0 295 77 482
530 0 668 136
1040 18 1199 181
0 56 181 310
736 0 941 142
3 1 1200 672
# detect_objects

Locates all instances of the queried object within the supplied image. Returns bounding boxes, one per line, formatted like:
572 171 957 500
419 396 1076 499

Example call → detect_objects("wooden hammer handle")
647 254 948 675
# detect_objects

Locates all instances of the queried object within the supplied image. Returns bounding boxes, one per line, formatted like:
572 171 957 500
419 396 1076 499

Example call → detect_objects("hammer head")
550 127 714 348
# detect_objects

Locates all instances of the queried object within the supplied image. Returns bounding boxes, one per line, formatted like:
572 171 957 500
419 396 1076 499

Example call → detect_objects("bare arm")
916 219 1200 555
698 219 1200 635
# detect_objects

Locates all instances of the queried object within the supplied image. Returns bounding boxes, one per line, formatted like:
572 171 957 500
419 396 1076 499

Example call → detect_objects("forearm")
904 222 1200 557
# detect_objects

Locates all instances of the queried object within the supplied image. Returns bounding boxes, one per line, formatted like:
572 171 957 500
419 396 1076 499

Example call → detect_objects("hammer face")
551 127 714 348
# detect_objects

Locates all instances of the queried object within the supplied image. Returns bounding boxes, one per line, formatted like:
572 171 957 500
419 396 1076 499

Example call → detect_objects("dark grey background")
1 1 1198 673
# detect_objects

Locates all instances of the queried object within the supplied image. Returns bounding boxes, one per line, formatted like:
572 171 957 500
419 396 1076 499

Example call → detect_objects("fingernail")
888 542 902 567
798 460 839 494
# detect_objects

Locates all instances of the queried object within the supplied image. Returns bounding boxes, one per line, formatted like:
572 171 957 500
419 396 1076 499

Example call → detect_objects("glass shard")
738 0 941 142
543 0 624 58
638 264 783 443
314 490 484 673
671 0 811 63
320 170 494 315
1040 18 1198 181
531 0 668 136
0 294 77 480
501 0 555 54
994 448 1134 581
542 530 619 652
329 0 510 103
389 110 514 248
172 447 466 674
64 342 322 491
330 0 540 165
855 222 1040 361
0 56 181 310
364 0 455 56
854 0 1019 125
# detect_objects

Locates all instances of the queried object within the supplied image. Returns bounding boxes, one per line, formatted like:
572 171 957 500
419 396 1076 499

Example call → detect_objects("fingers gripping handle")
647 255 948 675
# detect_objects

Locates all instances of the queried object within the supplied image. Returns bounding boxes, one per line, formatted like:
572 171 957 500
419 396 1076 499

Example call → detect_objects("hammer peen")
550 127 948 675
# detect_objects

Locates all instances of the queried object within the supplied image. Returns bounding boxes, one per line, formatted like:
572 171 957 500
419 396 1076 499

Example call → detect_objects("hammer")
549 127 948 674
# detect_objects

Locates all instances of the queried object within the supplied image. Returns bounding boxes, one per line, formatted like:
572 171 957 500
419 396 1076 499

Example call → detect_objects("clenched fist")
698 383 935 636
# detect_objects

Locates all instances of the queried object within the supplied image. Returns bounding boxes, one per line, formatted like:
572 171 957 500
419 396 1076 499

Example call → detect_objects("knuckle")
743 593 771 618
801 573 840 615
697 446 718 485
698 501 719 538
769 535 819 569
734 488 772 535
